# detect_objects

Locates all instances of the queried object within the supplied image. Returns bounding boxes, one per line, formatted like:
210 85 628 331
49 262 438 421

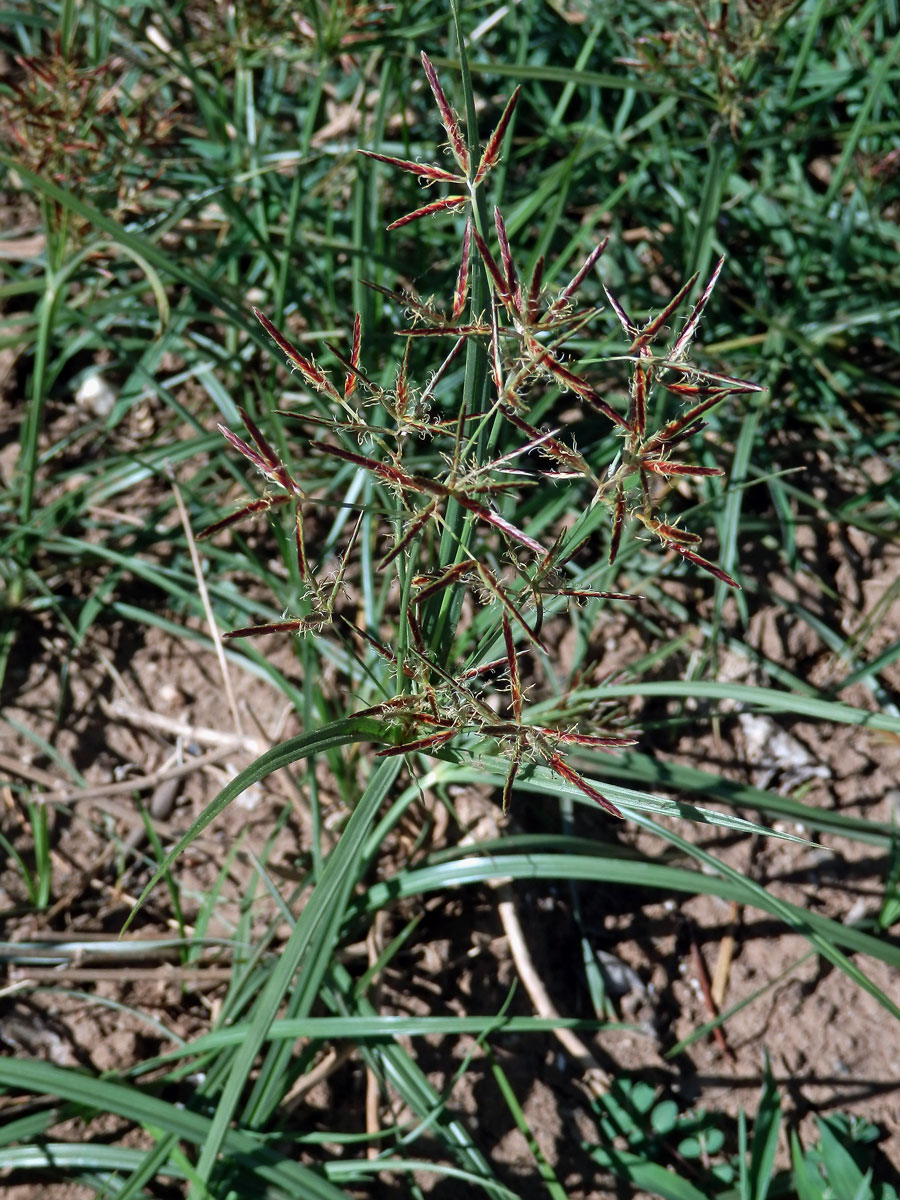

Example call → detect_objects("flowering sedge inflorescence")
200 53 761 818
0 32 176 232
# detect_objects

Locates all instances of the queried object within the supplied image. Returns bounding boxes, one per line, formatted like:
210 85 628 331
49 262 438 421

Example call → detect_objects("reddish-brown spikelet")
501 753 521 814
420 52 469 174
294 507 309 580
473 86 520 185
461 656 508 681
644 389 729 450
585 388 632 431
472 226 514 308
224 620 304 639
665 366 764 393
664 382 711 396
386 195 469 231
321 343 369 403
546 753 623 818
629 271 699 353
674 546 740 589
345 312 362 401
216 423 265 470
477 563 543 649
631 358 648 437
523 335 625 433
546 730 638 749
489 303 504 393
670 255 724 361
216 417 261 464
395 337 411 416
643 459 725 478
609 488 626 565
306 440 450 496
651 419 708 451
379 502 437 570
376 728 458 757
218 419 301 498
404 322 491 338
647 519 702 547
552 588 638 602
254 308 341 401
405 603 428 656
501 612 522 721
197 494 291 541
503 409 590 476
412 559 471 606
363 280 441 322
234 407 279 468
456 496 548 557
603 286 636 337
487 423 567 470
550 236 609 312
526 255 545 323
493 207 520 309
451 219 472 319
336 615 400 668
358 150 461 183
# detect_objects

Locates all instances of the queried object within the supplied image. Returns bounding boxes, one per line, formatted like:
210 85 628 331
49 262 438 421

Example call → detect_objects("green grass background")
1 0 899 1196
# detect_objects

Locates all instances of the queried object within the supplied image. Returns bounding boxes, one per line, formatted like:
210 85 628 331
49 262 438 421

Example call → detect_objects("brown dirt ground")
2 402 900 1199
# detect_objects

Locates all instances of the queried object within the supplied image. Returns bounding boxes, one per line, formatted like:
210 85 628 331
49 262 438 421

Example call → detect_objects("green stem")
425 2 493 664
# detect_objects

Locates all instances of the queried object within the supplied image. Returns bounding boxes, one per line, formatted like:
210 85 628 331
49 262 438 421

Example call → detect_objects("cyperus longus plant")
200 52 762 818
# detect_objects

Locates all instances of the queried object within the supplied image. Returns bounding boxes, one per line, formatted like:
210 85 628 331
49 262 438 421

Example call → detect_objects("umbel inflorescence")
200 53 761 818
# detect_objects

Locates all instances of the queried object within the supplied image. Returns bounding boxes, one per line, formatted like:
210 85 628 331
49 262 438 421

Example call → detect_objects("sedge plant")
200 51 761 817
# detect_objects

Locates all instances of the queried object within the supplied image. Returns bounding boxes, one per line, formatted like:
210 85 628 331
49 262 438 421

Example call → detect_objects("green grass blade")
193 756 401 1187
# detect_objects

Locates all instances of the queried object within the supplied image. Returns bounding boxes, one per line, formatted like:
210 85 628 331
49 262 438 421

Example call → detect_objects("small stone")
75 371 117 417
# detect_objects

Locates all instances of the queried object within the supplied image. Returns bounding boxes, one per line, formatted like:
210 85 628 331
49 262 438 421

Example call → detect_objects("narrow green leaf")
748 1059 782 1200
125 717 386 928
0 1058 347 1198
193 757 401 1187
